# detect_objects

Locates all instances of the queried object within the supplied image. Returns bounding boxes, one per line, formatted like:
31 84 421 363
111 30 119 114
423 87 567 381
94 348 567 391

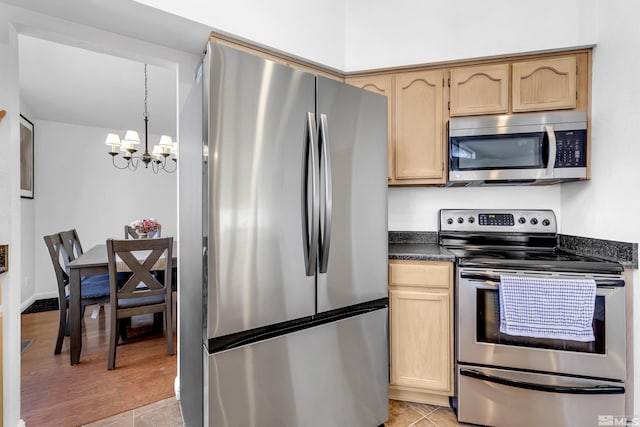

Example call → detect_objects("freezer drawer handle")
318 113 332 274
460 368 625 395
302 112 320 276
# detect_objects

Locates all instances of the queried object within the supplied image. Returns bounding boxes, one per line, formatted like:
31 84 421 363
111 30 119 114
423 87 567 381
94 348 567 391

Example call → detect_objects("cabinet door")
450 64 509 116
390 288 451 392
395 70 445 183
346 75 394 181
512 56 577 112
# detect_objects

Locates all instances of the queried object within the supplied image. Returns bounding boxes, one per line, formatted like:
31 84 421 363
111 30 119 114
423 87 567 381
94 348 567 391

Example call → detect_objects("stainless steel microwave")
447 111 587 186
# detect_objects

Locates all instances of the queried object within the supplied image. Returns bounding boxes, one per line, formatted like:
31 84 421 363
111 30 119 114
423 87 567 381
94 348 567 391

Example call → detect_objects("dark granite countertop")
388 243 456 262
388 231 455 262
388 231 638 269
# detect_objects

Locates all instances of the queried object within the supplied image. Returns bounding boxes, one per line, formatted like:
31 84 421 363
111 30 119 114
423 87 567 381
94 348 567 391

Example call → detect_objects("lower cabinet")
388 259 453 406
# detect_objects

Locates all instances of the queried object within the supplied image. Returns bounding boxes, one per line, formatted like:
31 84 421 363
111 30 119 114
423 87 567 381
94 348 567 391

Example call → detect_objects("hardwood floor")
21 305 177 427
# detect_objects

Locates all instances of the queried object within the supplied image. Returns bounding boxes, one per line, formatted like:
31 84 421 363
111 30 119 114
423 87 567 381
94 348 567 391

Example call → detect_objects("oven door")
457 267 626 380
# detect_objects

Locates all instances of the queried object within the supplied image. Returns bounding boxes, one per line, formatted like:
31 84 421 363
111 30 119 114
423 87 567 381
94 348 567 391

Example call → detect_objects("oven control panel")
439 209 557 233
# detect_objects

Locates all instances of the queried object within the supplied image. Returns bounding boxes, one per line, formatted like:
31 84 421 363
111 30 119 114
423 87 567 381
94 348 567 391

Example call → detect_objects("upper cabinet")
450 54 585 117
450 64 509 116
347 71 446 185
512 56 577 112
394 70 445 184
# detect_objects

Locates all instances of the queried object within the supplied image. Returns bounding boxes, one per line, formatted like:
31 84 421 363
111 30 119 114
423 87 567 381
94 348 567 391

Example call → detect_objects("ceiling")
6 0 215 139
19 35 177 136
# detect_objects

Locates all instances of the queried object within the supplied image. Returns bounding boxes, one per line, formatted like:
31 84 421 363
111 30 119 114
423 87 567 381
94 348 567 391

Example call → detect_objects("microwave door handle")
545 124 557 177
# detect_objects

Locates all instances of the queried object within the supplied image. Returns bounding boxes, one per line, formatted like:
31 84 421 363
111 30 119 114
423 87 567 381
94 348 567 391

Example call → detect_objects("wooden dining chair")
124 225 161 239
44 232 111 355
106 237 174 370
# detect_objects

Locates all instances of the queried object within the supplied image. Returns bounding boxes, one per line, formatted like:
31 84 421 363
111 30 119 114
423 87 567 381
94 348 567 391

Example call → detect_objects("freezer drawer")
205 308 388 427
457 365 626 427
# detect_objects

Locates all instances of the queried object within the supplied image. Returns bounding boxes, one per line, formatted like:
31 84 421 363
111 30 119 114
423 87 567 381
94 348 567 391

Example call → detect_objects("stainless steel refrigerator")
202 42 389 427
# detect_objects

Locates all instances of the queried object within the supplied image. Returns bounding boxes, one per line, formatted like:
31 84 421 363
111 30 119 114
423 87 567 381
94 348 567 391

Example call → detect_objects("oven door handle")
460 272 625 288
460 368 625 395
459 272 500 285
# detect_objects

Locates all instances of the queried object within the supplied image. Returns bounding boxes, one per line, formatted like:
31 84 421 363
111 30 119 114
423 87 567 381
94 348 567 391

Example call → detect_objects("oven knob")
530 218 538 225
468 217 475 223
457 217 464 224
542 219 551 226
447 218 453 225
518 217 526 224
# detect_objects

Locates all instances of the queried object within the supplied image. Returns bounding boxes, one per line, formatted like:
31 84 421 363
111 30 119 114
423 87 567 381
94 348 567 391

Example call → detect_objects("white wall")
133 0 347 70
389 186 562 231
345 0 598 71
30 121 177 306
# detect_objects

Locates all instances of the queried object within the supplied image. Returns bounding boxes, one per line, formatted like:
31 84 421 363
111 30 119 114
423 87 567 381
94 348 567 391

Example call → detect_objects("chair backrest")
124 225 139 239
60 229 83 268
124 225 161 239
43 233 68 301
106 237 173 303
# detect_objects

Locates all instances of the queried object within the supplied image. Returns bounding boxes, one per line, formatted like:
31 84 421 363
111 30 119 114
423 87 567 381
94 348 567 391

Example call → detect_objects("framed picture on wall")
20 114 34 199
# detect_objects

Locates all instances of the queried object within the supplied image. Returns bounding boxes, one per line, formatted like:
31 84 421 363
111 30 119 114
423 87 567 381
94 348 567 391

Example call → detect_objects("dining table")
66 241 177 365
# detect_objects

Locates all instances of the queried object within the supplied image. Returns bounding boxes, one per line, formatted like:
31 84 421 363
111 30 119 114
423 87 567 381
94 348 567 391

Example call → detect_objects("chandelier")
105 64 177 173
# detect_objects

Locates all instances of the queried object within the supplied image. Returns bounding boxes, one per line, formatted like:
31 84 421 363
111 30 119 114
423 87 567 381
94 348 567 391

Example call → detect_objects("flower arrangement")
130 218 161 234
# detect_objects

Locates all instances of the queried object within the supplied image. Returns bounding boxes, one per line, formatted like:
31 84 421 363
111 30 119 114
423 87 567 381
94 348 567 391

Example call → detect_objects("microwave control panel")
555 130 587 168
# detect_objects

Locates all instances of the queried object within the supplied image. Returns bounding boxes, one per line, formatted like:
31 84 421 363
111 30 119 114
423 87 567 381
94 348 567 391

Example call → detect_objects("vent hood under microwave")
447 111 587 186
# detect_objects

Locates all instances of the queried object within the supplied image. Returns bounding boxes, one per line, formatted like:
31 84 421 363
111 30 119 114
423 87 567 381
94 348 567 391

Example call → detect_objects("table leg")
70 268 82 365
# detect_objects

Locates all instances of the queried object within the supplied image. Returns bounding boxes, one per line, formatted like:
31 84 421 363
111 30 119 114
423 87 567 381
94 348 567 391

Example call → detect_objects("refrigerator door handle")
302 112 319 276
318 113 332 274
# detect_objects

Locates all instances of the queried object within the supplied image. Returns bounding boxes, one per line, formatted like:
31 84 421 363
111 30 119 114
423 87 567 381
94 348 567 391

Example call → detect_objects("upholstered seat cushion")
76 277 110 300
117 293 165 309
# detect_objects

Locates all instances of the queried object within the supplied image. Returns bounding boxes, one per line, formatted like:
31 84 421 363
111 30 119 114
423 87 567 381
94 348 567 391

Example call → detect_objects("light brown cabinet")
347 71 446 185
512 56 577 112
450 55 582 116
388 260 453 406
449 64 509 116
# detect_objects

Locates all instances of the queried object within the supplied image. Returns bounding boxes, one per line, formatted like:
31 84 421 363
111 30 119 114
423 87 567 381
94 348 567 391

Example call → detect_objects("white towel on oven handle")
499 274 596 342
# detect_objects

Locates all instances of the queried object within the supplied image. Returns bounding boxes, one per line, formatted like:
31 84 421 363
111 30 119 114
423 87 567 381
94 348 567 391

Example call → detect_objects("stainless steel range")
439 209 627 427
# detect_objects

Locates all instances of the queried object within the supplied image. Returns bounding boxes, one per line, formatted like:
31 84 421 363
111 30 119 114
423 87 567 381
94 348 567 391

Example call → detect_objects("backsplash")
388 231 437 244
558 234 638 269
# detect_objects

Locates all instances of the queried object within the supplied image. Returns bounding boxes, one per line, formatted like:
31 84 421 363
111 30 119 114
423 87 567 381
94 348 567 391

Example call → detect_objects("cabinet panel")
390 288 451 392
395 70 444 182
389 261 451 288
450 64 509 116
512 56 577 112
346 75 394 181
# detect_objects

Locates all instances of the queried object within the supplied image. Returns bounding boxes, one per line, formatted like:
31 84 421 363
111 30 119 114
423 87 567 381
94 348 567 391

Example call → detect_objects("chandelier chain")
144 64 149 119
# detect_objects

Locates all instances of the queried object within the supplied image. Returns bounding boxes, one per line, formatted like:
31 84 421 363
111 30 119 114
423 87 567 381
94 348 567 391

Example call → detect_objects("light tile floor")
385 399 465 427
82 397 184 427
84 397 463 427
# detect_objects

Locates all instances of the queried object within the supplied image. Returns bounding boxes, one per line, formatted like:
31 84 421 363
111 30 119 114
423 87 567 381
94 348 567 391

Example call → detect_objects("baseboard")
20 292 57 313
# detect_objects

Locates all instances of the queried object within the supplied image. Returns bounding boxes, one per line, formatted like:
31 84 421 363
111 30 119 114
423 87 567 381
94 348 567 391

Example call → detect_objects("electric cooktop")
438 209 623 274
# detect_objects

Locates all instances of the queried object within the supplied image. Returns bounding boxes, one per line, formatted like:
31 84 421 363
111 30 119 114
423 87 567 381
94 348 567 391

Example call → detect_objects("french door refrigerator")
202 42 389 427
